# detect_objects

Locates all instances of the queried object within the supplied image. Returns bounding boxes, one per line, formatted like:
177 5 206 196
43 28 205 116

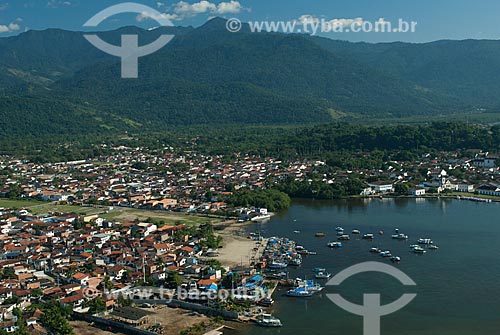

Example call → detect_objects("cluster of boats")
263 237 318 271
367 231 440 260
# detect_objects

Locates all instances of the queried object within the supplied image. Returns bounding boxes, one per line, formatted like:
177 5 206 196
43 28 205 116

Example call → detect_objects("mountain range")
1 18 500 136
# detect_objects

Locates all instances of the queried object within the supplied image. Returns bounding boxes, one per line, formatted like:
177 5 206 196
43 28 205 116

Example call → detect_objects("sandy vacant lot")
72 306 208 335
142 306 208 335
217 225 266 267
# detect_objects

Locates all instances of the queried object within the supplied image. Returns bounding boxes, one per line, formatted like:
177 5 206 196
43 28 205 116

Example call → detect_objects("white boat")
268 262 288 269
315 272 332 279
312 267 326 273
327 241 343 248
370 247 382 253
352 229 361 234
251 214 271 221
293 230 301 234
412 246 427 254
338 235 350 241
363 234 374 240
428 245 439 250
256 314 283 327
335 227 344 232
380 251 392 257
418 238 433 245
390 256 401 262
392 233 409 240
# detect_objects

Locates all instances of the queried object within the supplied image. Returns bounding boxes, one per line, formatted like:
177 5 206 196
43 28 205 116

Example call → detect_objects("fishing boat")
293 230 301 234
335 227 344 232
428 245 439 250
312 267 327 273
392 233 409 240
418 238 433 245
268 262 288 270
390 256 401 263
315 232 326 238
286 287 313 297
327 241 343 248
315 272 332 279
338 235 350 241
362 234 374 240
256 314 283 327
308 251 317 255
289 258 302 266
370 247 382 253
352 229 361 234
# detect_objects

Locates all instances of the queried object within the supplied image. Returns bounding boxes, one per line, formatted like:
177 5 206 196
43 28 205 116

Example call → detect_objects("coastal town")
0 145 499 335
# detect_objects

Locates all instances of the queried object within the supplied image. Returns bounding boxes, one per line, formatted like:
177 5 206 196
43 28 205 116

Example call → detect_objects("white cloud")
139 1 246 22
215 0 243 14
295 15 320 25
0 21 20 33
174 1 217 16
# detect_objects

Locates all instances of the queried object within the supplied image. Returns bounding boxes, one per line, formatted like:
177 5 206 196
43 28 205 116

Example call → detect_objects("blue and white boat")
327 242 343 248
312 267 326 273
286 287 313 297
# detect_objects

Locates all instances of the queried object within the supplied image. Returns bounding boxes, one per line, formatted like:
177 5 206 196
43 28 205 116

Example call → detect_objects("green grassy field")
0 199 47 209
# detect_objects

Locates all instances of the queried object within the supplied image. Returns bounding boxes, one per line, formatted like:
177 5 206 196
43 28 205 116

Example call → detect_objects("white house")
409 187 426 196
367 181 394 193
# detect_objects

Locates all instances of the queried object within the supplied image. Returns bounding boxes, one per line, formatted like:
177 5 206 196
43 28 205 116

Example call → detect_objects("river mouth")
237 198 500 335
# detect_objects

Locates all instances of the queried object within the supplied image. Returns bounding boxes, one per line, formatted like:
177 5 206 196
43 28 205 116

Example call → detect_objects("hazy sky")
0 0 499 43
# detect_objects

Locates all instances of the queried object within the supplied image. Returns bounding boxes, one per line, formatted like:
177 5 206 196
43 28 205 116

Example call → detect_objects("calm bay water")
237 198 500 335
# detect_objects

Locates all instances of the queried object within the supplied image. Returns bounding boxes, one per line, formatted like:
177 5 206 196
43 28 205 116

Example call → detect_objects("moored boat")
327 241 343 248
256 314 282 327
286 287 313 297
315 272 332 279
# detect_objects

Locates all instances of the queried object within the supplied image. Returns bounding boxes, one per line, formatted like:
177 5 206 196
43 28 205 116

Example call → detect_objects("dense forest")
1 122 499 165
